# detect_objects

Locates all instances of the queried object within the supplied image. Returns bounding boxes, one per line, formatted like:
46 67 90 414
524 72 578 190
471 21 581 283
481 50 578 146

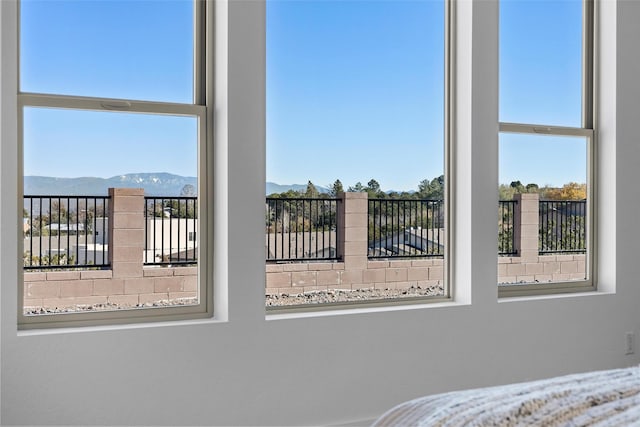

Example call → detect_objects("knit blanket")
372 366 640 426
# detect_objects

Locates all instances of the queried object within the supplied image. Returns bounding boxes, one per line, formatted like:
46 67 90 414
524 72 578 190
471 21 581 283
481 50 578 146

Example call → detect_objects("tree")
49 199 69 225
305 180 319 198
347 182 365 192
282 189 303 198
418 175 444 200
330 179 344 197
544 182 587 200
82 210 95 234
366 179 382 198
510 180 525 193
498 184 516 200
180 184 196 197
418 179 430 195
526 183 539 192
499 181 541 200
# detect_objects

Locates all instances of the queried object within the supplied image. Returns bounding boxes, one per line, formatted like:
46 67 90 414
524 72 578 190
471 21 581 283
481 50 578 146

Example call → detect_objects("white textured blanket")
372 366 640 426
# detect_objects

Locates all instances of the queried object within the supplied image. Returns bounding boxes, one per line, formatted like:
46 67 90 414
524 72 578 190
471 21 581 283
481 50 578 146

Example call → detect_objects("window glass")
20 0 194 103
498 133 588 286
266 0 446 308
22 107 200 316
499 0 583 127
23 108 197 180
499 133 587 190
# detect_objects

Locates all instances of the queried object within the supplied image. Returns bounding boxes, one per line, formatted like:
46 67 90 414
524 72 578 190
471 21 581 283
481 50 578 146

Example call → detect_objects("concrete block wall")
23 267 197 310
265 258 444 295
498 193 587 284
498 254 586 284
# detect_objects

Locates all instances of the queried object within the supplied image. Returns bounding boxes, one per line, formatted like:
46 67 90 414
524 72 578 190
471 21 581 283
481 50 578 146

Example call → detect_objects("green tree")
49 200 69 226
347 182 365 192
498 184 516 200
510 180 525 193
330 179 344 197
305 180 319 198
83 210 95 234
180 184 196 197
418 175 444 200
526 183 539 193
499 181 541 200
366 179 382 198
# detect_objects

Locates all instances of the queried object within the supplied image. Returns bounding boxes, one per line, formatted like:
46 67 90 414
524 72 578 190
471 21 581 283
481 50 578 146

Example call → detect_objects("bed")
372 366 640 426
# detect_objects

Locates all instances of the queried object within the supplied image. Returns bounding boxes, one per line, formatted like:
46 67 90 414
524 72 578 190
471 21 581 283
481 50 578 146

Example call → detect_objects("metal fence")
368 199 444 259
23 195 110 269
144 197 198 265
498 200 518 256
539 200 586 254
265 197 340 262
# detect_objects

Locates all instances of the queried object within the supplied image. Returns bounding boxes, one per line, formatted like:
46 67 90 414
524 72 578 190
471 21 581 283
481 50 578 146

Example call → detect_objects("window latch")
100 101 132 111
533 126 553 134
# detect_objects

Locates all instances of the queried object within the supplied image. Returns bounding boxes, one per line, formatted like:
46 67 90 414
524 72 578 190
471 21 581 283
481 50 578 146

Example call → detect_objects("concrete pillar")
513 193 539 262
108 188 145 278
338 192 368 270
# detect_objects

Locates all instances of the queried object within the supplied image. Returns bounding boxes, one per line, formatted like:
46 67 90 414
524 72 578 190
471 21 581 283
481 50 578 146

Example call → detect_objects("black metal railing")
368 199 444 259
266 197 340 262
539 200 586 254
144 197 198 265
498 200 518 256
23 195 110 270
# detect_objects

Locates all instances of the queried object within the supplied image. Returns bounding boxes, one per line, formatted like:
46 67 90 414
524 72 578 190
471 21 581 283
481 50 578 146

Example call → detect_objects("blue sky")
267 0 445 192
21 0 585 191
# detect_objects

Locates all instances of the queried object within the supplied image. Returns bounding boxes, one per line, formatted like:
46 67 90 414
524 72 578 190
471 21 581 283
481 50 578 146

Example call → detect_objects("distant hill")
24 173 198 197
266 182 330 195
24 174 330 197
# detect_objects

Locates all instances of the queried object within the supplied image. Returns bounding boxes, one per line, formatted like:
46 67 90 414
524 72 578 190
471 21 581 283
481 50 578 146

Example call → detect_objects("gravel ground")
24 298 199 315
24 285 445 314
266 284 444 306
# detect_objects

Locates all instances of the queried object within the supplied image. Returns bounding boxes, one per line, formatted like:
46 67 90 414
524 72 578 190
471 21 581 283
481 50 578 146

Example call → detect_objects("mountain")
24 174 329 197
24 173 198 197
266 182 330 195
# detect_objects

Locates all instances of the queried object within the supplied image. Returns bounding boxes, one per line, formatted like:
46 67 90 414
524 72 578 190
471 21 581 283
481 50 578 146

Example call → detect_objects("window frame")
498 0 596 298
17 0 214 329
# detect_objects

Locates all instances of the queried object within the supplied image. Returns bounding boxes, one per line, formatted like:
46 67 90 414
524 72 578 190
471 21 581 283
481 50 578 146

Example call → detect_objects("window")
18 0 212 328
265 0 450 309
498 0 594 296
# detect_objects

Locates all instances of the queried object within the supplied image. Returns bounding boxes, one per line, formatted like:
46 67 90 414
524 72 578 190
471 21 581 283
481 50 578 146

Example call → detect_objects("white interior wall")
2 1 639 426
